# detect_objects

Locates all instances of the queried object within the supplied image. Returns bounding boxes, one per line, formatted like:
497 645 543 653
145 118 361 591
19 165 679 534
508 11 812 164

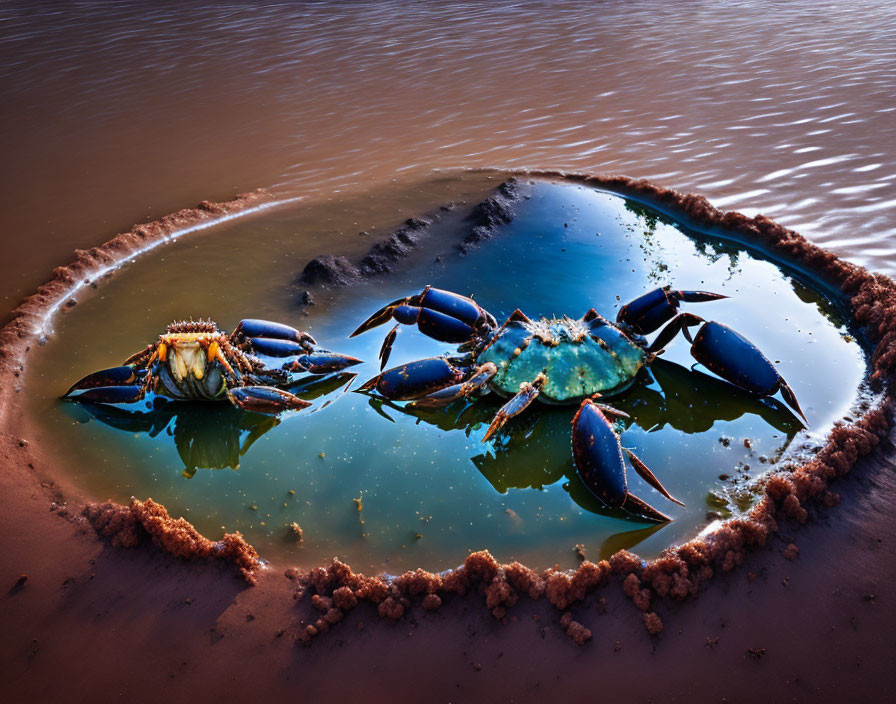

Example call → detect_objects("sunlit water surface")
25 177 867 572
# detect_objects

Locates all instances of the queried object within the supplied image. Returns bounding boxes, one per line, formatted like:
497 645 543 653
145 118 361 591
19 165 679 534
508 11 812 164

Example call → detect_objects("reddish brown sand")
1 179 894 701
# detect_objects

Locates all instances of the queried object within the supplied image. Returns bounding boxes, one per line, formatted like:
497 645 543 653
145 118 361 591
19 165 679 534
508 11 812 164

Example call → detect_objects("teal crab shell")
477 317 646 403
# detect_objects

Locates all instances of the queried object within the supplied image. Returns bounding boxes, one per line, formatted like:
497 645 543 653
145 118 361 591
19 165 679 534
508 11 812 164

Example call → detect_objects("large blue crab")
63 318 360 415
352 285 806 522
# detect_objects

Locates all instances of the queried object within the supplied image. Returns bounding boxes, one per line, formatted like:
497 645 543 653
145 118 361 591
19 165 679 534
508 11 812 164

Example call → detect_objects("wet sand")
3 446 893 702
1 181 894 701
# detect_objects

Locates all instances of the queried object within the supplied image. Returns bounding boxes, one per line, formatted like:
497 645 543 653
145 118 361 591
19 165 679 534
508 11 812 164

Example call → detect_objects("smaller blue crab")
63 318 361 415
352 285 806 522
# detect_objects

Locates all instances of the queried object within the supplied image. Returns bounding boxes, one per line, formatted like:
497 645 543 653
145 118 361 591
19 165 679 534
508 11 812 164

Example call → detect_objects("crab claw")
359 357 465 400
64 384 146 405
227 386 311 415
689 321 807 423
351 286 496 360
572 399 677 523
245 338 314 357
282 352 362 374
232 319 316 349
618 286 726 335
63 365 145 398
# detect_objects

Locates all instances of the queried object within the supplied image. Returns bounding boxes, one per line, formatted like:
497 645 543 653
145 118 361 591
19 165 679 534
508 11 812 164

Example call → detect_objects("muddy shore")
1 180 894 701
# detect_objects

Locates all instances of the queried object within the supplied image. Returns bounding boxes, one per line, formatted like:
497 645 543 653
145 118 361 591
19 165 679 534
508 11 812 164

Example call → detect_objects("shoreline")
1 176 894 699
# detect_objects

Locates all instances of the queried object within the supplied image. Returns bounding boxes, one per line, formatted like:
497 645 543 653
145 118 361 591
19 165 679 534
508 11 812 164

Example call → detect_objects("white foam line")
35 196 303 338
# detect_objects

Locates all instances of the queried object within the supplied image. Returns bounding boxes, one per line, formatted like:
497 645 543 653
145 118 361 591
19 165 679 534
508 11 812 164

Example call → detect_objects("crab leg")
243 337 314 358
231 319 316 350
571 399 674 523
122 344 157 367
647 312 704 353
617 286 726 335
374 324 398 369
227 386 311 415
482 374 545 441
410 363 498 410
286 371 357 400
205 339 238 382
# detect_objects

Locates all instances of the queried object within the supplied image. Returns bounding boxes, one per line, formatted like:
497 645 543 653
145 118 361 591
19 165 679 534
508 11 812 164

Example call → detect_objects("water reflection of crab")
353 285 806 522
67 372 355 475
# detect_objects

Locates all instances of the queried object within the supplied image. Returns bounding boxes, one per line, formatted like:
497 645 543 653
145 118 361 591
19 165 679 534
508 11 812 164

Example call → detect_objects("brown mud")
0 189 273 372
1 177 895 701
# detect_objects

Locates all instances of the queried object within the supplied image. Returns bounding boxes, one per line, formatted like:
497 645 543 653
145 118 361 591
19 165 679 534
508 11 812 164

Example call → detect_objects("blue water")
26 177 866 572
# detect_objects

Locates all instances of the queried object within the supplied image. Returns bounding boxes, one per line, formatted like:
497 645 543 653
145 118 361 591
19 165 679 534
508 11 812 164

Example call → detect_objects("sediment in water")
2 174 893 646
297 178 526 293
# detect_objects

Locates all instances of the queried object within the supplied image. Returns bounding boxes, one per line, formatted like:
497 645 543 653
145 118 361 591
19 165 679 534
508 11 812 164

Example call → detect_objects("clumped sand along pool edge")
2 172 893 646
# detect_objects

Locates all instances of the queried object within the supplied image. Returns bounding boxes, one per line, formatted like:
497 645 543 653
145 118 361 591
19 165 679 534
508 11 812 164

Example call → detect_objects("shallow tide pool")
25 175 867 573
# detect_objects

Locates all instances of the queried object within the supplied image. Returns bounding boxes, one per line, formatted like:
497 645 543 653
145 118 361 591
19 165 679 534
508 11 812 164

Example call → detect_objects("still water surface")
25 177 866 571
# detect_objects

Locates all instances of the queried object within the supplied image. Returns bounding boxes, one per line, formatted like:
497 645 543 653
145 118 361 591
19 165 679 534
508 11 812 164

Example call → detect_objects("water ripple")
1 0 895 305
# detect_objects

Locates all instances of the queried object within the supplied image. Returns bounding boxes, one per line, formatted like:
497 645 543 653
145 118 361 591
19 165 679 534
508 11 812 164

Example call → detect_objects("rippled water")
25 176 866 571
1 0 895 315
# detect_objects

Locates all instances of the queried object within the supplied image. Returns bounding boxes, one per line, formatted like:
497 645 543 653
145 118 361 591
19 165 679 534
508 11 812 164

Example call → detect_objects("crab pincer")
65 384 147 405
281 352 362 374
62 364 146 403
617 286 726 335
691 321 806 422
650 314 807 424
572 399 683 523
351 286 497 369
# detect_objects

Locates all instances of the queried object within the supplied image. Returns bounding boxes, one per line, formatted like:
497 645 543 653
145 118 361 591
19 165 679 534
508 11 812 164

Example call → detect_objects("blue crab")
351 285 806 522
63 318 361 415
